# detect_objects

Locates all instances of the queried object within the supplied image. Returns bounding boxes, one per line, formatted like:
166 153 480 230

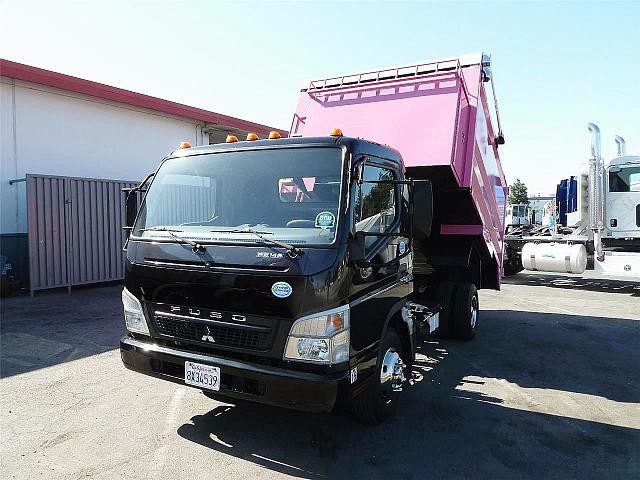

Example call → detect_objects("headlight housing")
122 288 149 335
284 305 349 364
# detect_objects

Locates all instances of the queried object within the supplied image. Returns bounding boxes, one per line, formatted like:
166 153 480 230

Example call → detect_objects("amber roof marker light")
268 131 282 140
226 135 239 143
246 133 259 141
330 128 343 137
179 141 192 149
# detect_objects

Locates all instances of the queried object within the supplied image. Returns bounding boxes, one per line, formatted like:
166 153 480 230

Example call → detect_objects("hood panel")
126 240 340 318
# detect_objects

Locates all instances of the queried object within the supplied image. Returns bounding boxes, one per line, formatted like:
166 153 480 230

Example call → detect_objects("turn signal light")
246 133 259 141
268 131 281 140
226 135 239 143
330 128 343 137
179 141 192 149
329 313 344 332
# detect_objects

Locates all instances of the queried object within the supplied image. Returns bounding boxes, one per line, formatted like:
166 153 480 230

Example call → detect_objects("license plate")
184 361 220 391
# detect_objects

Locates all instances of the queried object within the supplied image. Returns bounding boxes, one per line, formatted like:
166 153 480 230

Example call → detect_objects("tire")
451 282 479 340
352 328 406 424
503 260 524 276
503 246 524 276
434 281 455 338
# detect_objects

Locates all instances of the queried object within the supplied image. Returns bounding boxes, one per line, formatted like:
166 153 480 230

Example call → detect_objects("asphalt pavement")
1 272 639 479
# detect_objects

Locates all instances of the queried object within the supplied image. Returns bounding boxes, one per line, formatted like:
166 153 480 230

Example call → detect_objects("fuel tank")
521 242 587 274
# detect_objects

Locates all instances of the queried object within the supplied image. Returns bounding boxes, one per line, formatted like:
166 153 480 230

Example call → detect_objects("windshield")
132 147 344 246
609 165 640 192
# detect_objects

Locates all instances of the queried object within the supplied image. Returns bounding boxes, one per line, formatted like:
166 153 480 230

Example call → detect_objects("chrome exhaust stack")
588 122 605 261
614 135 626 156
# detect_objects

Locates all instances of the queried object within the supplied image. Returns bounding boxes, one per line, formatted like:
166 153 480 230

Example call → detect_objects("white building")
0 59 286 292
528 194 555 225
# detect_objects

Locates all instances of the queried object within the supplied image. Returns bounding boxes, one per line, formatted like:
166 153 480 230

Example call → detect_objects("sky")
1 0 638 195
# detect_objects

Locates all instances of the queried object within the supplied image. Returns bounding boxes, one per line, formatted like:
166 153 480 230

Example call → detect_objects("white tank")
521 242 587 274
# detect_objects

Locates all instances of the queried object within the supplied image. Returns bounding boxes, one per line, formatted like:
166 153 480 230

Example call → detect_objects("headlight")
284 305 349 364
122 288 149 335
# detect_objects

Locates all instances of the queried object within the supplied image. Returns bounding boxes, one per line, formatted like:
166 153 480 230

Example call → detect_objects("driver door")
351 161 402 290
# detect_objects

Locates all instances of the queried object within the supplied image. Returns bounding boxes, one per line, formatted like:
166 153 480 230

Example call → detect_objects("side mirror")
349 231 366 264
123 188 139 237
411 180 433 242
122 172 153 238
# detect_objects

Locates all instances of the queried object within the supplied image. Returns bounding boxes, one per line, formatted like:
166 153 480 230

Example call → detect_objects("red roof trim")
0 59 287 136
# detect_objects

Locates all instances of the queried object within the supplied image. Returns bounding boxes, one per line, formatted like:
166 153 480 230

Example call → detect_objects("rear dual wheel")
435 281 478 340
503 259 524 276
452 282 478 340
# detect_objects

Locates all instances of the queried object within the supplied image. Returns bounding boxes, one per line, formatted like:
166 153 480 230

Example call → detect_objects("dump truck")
120 52 508 423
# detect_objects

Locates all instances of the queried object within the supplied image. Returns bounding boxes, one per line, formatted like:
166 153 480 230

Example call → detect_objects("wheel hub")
380 349 406 392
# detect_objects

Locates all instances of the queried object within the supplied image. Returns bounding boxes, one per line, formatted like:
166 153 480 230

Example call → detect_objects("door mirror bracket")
122 172 154 239
349 231 366 264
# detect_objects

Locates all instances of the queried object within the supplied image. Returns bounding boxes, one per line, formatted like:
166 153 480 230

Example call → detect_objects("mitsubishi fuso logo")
201 326 216 343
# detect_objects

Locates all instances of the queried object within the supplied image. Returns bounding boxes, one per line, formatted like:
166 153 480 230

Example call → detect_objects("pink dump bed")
291 54 508 276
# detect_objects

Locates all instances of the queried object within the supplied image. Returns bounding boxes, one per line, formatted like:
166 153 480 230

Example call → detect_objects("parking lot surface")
1 272 639 479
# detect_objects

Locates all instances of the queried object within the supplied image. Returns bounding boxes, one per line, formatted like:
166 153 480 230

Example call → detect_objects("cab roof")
608 154 640 167
170 136 403 164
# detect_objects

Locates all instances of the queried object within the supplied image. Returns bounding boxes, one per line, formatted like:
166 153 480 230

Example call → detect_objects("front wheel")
352 328 406 424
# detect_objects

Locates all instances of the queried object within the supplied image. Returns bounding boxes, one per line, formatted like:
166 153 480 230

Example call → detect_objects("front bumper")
120 336 347 412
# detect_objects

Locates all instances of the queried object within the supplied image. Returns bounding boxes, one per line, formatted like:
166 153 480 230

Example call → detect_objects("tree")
361 169 394 219
509 178 529 205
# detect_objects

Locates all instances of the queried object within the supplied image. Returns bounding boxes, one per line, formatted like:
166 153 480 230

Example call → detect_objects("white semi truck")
505 204 531 227
504 123 640 278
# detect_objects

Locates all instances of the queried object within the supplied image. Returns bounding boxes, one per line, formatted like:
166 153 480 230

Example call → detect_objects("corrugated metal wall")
152 184 216 227
27 174 138 295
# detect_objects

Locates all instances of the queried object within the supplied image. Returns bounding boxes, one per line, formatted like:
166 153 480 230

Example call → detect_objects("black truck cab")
120 135 434 423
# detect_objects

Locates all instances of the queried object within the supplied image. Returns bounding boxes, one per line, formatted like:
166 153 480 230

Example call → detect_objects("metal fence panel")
152 184 216 227
26 174 138 294
27 175 69 291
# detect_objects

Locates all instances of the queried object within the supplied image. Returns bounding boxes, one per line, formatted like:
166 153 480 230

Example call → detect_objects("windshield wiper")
209 228 304 258
141 227 207 254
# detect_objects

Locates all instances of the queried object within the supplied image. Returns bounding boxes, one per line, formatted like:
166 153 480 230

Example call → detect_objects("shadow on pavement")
177 310 640 479
2 284 638 477
0 285 124 377
504 272 640 297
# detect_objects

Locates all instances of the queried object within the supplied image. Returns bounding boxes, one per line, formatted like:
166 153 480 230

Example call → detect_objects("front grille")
154 315 271 351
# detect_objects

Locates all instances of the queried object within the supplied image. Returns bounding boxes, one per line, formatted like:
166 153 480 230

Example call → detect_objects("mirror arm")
353 158 365 185
134 172 155 191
